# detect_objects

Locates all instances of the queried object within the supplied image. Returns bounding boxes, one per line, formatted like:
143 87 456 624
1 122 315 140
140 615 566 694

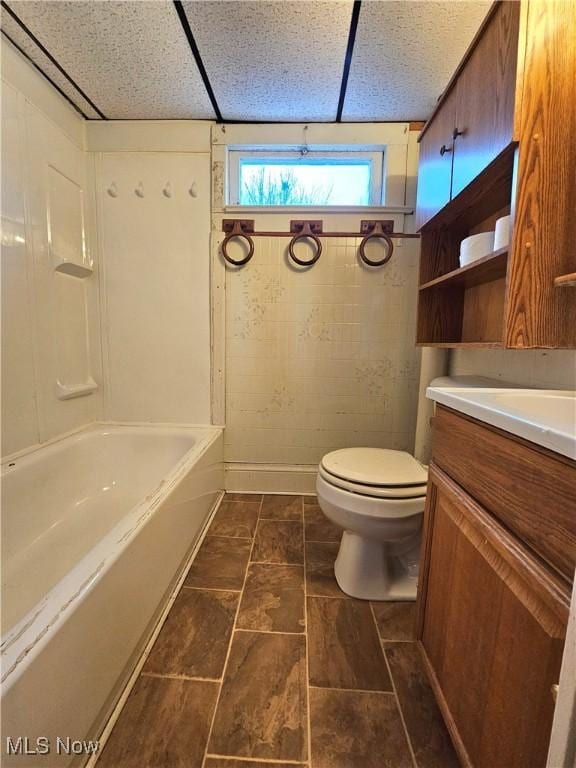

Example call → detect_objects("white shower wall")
93 146 211 424
1 42 103 458
2 41 214 459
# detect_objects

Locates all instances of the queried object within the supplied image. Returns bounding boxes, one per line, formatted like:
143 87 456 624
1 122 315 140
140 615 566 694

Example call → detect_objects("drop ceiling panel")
182 0 353 122
3 0 216 119
343 1 492 121
0 12 102 119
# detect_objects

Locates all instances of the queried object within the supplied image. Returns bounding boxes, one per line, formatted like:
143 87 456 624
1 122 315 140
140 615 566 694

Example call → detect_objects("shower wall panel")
1 43 103 457
96 151 212 424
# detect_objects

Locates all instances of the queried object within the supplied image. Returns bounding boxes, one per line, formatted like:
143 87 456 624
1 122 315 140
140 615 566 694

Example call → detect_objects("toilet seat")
320 448 427 500
319 464 427 499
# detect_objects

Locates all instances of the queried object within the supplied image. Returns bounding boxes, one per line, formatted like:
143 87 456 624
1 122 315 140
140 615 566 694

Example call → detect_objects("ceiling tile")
183 0 353 122
1 11 102 119
343 1 492 121
4 0 216 119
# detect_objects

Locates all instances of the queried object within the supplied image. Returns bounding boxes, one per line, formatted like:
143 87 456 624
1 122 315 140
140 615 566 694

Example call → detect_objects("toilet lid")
319 464 427 499
321 448 428 488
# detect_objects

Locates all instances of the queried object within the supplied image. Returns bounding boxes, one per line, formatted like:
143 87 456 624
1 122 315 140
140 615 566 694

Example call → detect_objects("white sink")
426 385 576 460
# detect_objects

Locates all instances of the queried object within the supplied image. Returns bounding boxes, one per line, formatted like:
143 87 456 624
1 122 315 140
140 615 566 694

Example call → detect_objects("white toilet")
316 447 428 601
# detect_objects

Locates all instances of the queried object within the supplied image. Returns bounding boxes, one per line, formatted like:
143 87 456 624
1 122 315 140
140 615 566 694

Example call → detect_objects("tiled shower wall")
224 235 421 465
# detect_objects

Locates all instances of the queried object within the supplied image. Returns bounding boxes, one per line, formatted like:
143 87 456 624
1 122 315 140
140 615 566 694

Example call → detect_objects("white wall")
450 348 576 389
1 41 103 458
88 123 212 424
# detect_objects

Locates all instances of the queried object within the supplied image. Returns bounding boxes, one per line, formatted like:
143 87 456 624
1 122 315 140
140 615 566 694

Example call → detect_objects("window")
228 150 384 206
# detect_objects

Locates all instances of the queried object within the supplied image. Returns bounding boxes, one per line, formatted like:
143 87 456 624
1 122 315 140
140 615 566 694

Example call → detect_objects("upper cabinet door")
415 88 456 230
505 0 576 348
451 1 520 198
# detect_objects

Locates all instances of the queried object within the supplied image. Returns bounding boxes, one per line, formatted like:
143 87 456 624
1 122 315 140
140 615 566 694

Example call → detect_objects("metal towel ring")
288 221 322 266
359 221 394 267
221 220 254 266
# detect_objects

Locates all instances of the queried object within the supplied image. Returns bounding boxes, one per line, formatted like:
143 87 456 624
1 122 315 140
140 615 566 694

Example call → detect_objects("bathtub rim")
1 419 223 468
1 421 223 691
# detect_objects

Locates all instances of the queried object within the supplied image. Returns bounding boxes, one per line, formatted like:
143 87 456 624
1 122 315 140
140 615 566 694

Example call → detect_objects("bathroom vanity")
416 391 576 767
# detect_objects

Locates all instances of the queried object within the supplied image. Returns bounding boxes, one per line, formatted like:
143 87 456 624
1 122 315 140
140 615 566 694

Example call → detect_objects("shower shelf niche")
55 378 98 401
53 256 93 278
48 165 93 278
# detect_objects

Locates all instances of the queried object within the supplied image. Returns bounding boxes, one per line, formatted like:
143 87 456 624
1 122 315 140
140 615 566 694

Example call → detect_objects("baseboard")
225 462 318 494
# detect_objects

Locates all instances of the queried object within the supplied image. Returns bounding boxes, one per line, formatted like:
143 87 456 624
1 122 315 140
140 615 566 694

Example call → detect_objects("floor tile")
206 761 305 768
309 687 413 768
305 542 348 598
307 597 392 691
304 504 342 542
303 495 318 505
98 676 218 768
225 493 263 502
260 494 303 521
209 631 308 761
208 500 260 538
144 589 238 679
386 642 460 768
184 536 251 591
252 519 304 564
371 602 416 641
237 563 305 633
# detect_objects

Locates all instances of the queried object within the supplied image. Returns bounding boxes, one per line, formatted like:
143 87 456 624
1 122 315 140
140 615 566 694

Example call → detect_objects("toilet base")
334 530 419 601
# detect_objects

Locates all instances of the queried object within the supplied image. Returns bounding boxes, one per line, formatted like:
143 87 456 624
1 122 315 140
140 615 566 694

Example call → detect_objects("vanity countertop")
427 379 576 461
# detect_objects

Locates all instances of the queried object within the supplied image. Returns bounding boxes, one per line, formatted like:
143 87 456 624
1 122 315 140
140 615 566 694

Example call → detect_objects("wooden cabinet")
451 1 519 197
415 90 457 229
504 0 576 348
417 407 576 768
414 0 576 348
416 2 520 230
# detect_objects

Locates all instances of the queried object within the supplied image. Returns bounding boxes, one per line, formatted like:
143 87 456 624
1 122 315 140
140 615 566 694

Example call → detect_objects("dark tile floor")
97 494 459 768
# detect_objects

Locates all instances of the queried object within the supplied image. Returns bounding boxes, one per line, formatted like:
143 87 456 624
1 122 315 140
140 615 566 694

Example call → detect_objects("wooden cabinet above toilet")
414 0 576 349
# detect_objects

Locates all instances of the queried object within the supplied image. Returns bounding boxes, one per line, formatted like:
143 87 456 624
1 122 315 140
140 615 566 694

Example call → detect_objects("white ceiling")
1 0 215 119
182 1 352 122
1 0 491 122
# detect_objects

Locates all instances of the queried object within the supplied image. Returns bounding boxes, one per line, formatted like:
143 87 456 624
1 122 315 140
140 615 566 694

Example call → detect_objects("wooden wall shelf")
419 248 508 291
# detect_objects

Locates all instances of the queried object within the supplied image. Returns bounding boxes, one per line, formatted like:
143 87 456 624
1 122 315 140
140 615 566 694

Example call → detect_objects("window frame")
227 149 385 207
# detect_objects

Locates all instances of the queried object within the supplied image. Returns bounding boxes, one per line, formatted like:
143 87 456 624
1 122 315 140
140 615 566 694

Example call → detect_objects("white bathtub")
1 423 224 766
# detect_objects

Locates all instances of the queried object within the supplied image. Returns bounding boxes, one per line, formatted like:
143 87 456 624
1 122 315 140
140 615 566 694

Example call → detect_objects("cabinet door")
415 88 456 230
505 0 576 348
417 464 568 768
451 1 520 198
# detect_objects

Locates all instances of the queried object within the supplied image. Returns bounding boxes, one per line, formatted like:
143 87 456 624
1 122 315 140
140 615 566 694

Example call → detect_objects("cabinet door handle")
440 144 453 156
453 128 465 140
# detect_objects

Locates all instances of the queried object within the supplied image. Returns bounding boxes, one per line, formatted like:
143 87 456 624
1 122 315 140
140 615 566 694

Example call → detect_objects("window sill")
223 204 414 214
